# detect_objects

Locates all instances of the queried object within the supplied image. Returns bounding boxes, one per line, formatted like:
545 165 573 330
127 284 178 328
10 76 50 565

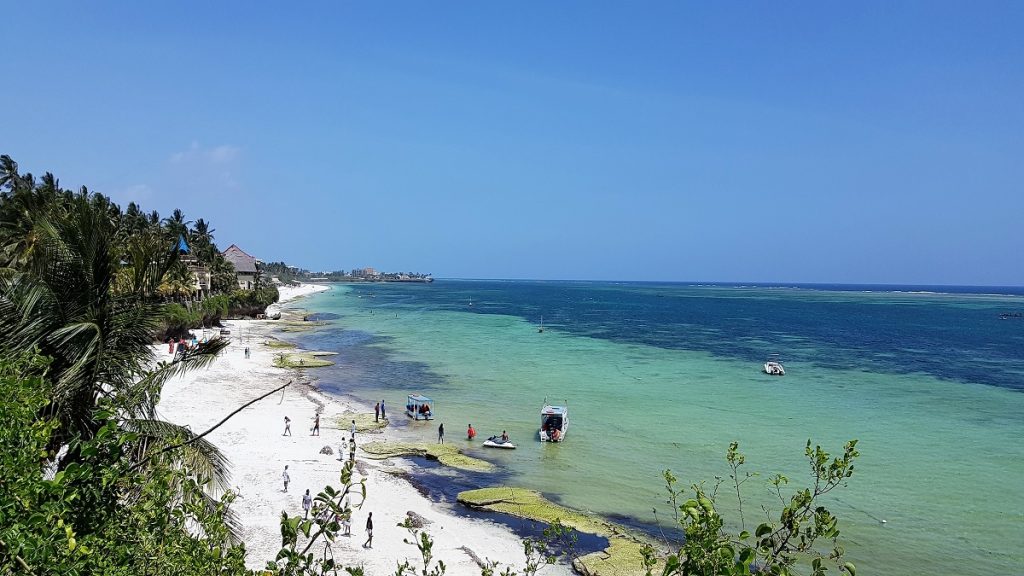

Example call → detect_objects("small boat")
538 315 544 333
539 401 568 442
483 436 516 449
405 393 435 420
763 354 785 376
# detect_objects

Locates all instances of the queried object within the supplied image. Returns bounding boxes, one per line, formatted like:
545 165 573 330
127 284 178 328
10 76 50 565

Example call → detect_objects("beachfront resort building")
222 244 259 290
349 267 378 279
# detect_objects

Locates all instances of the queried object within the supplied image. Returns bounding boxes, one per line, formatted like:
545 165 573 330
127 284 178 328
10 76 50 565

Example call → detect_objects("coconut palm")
164 208 192 244
190 218 217 263
0 188 231 489
0 157 67 269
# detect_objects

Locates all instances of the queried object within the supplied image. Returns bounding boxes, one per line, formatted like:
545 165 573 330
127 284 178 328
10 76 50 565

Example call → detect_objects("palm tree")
190 218 217 263
164 208 192 245
0 187 231 489
0 158 66 269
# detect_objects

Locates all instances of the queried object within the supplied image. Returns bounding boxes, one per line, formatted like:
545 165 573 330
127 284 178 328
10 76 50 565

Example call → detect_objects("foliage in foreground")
641 441 859 576
0 351 247 575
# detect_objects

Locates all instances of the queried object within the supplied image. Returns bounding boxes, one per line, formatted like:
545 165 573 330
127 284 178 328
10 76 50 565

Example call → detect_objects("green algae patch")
457 487 608 535
457 487 658 576
337 412 389 433
272 352 335 368
360 442 495 472
263 338 296 348
575 537 658 576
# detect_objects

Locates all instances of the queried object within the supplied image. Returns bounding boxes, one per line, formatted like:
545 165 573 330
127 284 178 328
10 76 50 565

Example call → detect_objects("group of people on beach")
281 412 375 548
166 335 202 359
281 413 321 437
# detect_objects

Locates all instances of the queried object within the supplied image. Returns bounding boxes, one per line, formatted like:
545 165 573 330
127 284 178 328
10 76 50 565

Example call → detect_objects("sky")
3 2 1023 285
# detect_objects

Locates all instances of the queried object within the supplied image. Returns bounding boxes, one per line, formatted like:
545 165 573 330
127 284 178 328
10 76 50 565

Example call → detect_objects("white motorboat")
539 402 568 442
483 436 516 449
763 354 785 376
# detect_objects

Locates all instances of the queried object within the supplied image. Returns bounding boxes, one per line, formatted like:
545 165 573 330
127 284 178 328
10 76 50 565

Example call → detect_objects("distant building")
351 267 378 279
223 244 259 290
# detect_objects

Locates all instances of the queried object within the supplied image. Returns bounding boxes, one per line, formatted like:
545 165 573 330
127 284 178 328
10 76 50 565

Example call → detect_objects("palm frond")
125 418 232 493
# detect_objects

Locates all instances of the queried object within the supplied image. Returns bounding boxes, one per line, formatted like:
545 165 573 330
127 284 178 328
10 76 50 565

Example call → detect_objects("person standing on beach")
302 489 312 518
438 423 445 444
363 512 373 548
282 465 290 492
283 416 292 436
342 497 351 535
350 419 356 440
374 402 380 422
380 400 386 419
311 413 320 436
349 438 356 462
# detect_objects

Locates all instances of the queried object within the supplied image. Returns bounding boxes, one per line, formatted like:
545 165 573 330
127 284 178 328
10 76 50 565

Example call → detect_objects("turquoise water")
286 281 1024 574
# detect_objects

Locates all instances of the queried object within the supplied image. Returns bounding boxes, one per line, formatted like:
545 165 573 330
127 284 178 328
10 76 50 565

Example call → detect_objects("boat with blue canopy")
405 394 435 420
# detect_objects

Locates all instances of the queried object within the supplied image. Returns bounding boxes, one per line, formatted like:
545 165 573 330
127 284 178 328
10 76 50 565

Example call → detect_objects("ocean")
285 280 1024 575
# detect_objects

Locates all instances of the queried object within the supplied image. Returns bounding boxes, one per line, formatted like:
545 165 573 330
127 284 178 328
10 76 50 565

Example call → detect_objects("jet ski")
482 436 516 449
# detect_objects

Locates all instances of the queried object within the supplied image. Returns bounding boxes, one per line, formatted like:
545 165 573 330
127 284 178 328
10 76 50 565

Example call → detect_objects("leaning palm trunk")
0 192 230 486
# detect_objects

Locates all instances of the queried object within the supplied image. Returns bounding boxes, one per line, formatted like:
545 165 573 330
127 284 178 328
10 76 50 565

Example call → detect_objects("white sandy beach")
158 283 571 575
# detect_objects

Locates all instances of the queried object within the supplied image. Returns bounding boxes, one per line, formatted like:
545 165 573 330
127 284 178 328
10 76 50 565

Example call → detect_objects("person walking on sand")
350 419 356 440
438 423 445 444
283 416 292 436
363 512 373 548
311 413 320 436
349 437 356 462
302 489 312 518
341 497 351 535
374 402 380 422
282 465 290 492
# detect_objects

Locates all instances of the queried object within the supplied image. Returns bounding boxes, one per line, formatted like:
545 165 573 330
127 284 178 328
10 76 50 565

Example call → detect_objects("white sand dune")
158 283 569 575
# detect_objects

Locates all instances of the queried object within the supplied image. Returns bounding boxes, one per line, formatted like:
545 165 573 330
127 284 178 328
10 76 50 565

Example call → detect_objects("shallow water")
286 281 1024 575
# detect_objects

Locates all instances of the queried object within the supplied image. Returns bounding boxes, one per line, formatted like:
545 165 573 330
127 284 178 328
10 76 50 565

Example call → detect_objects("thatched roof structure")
222 244 257 273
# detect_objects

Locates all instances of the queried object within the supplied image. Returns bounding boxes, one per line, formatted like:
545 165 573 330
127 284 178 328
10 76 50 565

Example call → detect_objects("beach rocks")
405 511 432 528
319 445 334 455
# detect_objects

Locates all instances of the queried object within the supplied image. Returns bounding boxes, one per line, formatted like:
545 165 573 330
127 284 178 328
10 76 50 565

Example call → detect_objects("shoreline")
157 283 575 575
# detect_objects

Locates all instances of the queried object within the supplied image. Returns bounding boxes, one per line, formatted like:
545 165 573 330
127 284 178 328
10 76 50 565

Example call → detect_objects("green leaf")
739 530 750 540
756 523 772 537
844 562 856 575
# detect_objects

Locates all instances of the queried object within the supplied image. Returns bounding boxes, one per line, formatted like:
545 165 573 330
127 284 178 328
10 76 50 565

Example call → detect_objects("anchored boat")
763 354 786 376
405 394 435 420
539 401 568 442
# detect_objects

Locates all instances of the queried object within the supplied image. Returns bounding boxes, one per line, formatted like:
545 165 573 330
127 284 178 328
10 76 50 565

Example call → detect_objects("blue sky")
4 2 1023 285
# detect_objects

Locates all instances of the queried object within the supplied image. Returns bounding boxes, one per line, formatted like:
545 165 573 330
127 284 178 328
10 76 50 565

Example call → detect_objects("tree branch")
0 537 34 574
128 380 291 474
